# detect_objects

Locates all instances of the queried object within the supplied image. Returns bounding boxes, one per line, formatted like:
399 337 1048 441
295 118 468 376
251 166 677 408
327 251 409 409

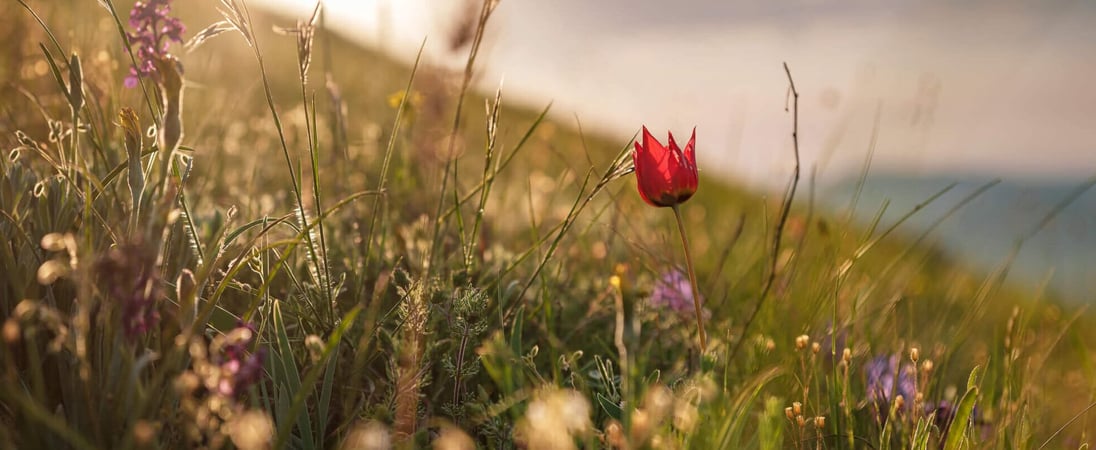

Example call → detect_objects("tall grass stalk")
427 0 497 276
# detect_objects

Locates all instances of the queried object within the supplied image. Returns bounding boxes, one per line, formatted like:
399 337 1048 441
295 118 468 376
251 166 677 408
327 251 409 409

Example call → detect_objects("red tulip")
632 125 708 352
632 126 698 207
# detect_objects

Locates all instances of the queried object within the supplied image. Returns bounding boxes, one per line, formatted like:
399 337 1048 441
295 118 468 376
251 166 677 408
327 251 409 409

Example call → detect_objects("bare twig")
730 62 801 360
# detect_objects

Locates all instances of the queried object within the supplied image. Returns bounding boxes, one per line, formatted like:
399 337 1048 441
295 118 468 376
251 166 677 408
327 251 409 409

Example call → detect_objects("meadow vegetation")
1 1 1094 448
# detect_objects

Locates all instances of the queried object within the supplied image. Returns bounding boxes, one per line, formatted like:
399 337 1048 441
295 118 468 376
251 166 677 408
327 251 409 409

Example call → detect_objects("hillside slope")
1 1 1093 448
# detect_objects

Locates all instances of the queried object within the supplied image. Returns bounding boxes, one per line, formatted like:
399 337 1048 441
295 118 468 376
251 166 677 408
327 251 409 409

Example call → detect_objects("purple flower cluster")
125 0 185 88
864 355 917 409
863 354 991 439
94 242 162 341
213 322 267 398
649 270 706 317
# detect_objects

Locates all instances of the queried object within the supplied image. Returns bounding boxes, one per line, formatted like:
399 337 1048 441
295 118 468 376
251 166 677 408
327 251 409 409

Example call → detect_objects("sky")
255 0 1096 188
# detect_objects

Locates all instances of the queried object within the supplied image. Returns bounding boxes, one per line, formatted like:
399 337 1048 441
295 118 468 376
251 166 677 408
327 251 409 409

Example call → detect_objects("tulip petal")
666 131 682 164
633 142 657 207
684 127 697 167
641 126 667 158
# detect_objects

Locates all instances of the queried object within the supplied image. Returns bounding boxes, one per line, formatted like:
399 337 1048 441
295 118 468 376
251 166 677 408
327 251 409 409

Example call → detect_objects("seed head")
227 411 274 450
433 423 475 450
922 359 934 373
673 400 699 434
603 420 625 448
341 421 390 450
132 420 157 446
630 408 651 442
2 319 20 345
643 385 674 424
795 335 810 350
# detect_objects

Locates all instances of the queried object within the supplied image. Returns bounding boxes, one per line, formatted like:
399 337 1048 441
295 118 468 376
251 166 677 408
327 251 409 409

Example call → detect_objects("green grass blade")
317 347 338 448
275 306 362 449
271 300 315 448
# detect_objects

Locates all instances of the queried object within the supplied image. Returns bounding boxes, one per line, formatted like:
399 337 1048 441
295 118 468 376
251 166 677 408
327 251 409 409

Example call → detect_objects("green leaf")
966 364 983 391
944 365 982 450
595 392 622 421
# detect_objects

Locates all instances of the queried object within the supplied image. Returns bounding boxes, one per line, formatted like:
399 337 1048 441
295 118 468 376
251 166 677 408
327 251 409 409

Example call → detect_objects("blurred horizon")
253 0 1096 302
256 0 1096 189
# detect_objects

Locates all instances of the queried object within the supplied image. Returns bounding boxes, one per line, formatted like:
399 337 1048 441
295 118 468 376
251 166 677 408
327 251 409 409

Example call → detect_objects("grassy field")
2 1 1094 448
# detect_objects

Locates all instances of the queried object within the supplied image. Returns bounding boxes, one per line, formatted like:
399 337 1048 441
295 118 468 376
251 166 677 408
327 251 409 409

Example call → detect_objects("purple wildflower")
94 241 162 341
864 355 917 410
125 0 185 88
649 270 708 318
213 321 267 398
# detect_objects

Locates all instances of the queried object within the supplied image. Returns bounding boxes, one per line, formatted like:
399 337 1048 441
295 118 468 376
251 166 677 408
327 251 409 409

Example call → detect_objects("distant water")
250 1 1096 301
822 176 1096 303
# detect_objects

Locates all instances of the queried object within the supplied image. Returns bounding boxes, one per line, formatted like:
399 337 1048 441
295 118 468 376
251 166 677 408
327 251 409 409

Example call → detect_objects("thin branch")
731 62 801 360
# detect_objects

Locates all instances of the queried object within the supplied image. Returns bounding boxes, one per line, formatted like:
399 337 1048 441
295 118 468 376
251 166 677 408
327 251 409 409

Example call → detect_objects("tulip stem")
672 204 707 353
